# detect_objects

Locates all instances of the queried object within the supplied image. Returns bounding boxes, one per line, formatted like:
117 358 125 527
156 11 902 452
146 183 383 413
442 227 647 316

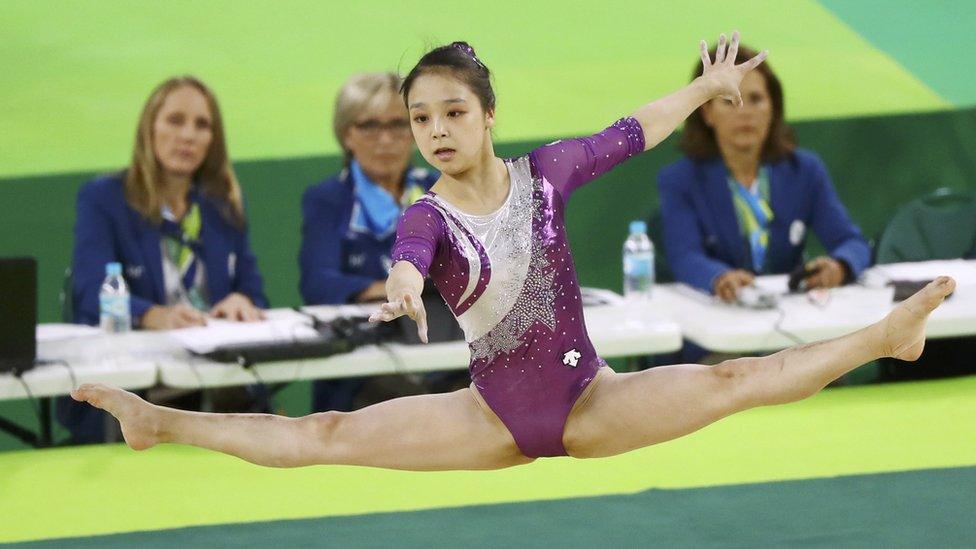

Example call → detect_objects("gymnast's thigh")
330 384 533 471
562 363 742 459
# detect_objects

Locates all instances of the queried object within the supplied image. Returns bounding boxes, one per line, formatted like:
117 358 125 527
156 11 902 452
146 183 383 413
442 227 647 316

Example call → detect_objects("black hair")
400 41 495 113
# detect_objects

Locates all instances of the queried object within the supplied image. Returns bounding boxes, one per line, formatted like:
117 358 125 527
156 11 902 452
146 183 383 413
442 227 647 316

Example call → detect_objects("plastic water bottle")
99 262 131 333
623 220 654 299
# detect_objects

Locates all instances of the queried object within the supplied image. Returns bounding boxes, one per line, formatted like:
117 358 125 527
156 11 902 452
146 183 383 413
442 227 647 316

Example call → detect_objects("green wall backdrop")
2 107 974 324
2 0 975 319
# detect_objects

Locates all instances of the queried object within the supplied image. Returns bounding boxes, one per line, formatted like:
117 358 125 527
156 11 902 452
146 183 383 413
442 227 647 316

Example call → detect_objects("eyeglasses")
353 119 411 137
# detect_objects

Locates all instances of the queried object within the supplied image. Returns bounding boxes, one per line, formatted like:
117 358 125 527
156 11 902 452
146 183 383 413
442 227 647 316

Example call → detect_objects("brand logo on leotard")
562 349 582 368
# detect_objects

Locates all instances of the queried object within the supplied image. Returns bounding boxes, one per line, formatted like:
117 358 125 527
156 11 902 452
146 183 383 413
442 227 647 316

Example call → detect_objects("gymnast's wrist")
692 75 720 101
389 288 420 303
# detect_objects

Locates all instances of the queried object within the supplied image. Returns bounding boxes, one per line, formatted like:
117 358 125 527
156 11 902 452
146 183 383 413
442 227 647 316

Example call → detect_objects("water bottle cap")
106 262 122 276
629 220 647 235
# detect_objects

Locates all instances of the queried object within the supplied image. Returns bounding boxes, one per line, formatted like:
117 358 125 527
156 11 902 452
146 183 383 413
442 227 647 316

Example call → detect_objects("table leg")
39 397 52 447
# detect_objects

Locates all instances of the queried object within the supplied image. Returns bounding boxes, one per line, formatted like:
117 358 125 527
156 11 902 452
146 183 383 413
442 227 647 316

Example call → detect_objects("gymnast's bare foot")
876 276 955 361
70 384 164 450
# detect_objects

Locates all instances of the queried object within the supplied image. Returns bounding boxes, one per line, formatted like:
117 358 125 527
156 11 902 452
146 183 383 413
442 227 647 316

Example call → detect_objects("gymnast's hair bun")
451 41 478 58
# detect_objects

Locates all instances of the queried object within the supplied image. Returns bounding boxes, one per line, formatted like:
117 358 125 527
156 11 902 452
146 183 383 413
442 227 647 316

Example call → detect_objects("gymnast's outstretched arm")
529 31 767 201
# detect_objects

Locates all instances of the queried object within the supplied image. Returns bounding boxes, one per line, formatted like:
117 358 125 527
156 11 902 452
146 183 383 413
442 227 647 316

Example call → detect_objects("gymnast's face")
407 72 495 176
702 70 772 157
152 85 213 178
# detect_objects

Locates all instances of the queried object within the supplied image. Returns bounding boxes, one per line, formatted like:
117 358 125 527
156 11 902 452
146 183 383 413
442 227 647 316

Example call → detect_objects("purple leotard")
392 118 645 457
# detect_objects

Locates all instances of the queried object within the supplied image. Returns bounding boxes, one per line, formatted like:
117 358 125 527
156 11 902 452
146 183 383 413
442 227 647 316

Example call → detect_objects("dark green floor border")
9 466 973 548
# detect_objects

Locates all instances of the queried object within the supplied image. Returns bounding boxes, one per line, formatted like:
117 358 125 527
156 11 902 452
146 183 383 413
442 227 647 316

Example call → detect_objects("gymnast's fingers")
715 33 727 64
726 30 739 65
401 293 428 343
739 49 768 72
700 39 711 68
368 301 402 323
402 293 417 315
415 303 429 344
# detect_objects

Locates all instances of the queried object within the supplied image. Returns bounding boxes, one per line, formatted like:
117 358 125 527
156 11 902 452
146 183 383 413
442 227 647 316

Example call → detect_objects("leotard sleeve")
391 199 444 278
529 117 645 201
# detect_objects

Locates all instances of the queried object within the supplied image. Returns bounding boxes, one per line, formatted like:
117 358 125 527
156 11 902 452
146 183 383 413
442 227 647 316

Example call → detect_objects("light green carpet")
1 375 974 543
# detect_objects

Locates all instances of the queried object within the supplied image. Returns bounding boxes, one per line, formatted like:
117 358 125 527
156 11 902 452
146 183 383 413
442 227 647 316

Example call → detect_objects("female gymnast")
72 32 955 470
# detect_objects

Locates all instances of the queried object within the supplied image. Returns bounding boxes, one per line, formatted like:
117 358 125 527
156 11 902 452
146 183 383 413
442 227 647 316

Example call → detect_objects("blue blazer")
658 149 871 293
299 167 437 305
71 173 268 325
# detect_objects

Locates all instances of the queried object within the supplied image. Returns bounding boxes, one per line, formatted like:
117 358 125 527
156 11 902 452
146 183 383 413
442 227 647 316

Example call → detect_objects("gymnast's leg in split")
561 278 954 458
71 278 954 471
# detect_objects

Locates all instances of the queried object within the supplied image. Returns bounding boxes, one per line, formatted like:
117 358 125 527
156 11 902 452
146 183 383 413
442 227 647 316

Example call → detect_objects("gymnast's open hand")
698 30 768 107
369 291 429 343
371 261 429 343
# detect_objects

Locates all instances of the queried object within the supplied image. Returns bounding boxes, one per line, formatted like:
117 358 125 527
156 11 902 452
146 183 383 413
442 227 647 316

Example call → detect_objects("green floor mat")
8 466 974 548
2 375 974 543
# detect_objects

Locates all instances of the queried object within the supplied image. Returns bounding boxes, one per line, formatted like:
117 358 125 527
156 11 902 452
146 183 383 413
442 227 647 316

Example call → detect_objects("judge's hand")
802 256 847 290
714 269 755 302
210 292 265 322
141 304 207 330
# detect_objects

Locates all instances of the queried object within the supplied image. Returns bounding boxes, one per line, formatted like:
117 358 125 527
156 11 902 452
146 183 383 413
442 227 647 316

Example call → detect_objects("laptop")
0 257 37 374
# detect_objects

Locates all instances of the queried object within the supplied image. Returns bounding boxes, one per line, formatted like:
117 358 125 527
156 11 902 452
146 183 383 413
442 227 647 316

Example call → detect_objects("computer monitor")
0 257 37 374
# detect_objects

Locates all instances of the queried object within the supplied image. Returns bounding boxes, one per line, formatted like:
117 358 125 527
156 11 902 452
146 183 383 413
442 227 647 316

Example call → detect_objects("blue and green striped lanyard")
161 200 207 310
728 168 773 273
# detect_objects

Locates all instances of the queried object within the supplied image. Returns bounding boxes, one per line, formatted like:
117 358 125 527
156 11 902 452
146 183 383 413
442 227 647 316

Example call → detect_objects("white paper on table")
165 315 319 354
581 287 626 307
301 303 380 323
863 260 976 287
753 274 790 295
36 323 102 342
777 285 894 324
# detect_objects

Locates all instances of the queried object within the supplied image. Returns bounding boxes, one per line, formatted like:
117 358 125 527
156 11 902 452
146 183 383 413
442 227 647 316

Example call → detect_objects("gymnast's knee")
293 411 347 464
713 355 817 406
711 356 776 408
710 356 763 387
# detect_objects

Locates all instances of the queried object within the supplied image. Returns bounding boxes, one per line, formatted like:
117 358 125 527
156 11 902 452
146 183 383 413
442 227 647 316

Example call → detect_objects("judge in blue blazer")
63 76 267 442
300 73 436 307
300 72 437 412
659 45 870 302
